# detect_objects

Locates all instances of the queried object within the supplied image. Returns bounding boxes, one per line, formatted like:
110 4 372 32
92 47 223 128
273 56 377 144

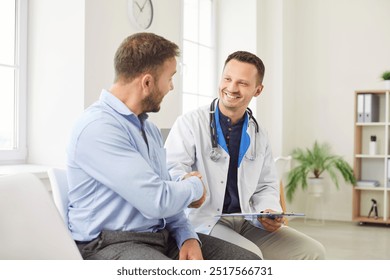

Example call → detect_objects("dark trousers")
76 229 261 260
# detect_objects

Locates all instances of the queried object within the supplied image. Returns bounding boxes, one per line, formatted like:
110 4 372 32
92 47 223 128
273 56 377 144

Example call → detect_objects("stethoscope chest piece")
209 147 221 162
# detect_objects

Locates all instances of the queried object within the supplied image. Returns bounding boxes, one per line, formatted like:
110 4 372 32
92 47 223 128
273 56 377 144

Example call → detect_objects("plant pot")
307 177 324 197
305 177 325 225
384 80 390 90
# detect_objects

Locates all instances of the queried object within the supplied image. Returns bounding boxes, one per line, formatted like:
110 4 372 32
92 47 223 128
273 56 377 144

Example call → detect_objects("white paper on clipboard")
215 212 305 219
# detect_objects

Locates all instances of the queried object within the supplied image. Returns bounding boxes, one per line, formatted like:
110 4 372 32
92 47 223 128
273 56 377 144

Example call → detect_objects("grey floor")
288 218 390 259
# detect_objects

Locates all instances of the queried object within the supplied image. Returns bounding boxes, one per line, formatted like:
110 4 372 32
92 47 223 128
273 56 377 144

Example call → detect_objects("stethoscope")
209 98 259 162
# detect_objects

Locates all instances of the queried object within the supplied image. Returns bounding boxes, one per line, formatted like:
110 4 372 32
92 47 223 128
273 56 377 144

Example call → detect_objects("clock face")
128 0 153 30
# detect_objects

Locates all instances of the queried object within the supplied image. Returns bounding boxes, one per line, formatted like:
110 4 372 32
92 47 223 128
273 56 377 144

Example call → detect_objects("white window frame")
0 0 28 164
181 0 217 114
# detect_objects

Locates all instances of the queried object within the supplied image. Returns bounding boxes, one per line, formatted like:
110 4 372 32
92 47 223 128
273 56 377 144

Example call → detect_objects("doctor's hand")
184 171 206 208
257 208 285 232
179 239 204 260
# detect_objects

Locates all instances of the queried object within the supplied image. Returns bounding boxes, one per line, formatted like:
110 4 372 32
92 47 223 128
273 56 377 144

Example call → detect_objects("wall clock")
128 0 154 30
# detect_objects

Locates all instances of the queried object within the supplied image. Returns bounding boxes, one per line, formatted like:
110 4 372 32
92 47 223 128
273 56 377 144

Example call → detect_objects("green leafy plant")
285 141 356 202
381 71 390 80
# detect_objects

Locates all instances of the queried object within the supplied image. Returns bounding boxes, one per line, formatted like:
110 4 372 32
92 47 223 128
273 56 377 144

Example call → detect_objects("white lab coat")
165 104 281 234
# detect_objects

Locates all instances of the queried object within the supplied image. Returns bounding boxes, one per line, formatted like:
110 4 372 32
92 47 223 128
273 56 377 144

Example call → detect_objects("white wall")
217 0 284 157
27 0 182 167
216 0 257 69
216 0 258 115
27 0 85 167
84 0 183 129
256 0 284 158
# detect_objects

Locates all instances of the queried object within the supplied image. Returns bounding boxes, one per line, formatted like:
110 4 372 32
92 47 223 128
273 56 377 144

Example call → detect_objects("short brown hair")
114 32 180 82
224 51 265 85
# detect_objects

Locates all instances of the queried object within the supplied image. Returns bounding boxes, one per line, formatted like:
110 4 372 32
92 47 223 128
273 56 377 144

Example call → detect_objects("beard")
142 87 164 113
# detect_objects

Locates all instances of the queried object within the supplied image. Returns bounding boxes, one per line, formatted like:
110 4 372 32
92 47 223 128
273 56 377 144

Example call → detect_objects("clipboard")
215 212 305 219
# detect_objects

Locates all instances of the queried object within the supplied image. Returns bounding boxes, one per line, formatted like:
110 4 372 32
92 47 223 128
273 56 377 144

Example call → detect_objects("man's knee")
198 233 262 260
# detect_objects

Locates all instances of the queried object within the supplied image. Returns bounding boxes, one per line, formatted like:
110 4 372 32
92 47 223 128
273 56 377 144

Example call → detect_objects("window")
182 0 216 114
0 0 27 163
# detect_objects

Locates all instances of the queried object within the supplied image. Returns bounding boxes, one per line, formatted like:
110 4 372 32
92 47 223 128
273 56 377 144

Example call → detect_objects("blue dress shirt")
66 89 203 248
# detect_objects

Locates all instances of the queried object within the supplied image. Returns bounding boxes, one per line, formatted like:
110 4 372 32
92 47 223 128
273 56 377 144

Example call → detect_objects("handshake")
183 171 206 208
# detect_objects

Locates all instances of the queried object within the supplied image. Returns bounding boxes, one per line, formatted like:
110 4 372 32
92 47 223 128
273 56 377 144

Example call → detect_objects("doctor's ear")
255 85 264 97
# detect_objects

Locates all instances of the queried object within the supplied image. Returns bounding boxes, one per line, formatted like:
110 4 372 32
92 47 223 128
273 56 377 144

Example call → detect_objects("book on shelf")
356 180 380 188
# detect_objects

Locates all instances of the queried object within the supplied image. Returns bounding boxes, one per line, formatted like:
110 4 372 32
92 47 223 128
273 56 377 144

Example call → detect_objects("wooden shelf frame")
353 90 390 224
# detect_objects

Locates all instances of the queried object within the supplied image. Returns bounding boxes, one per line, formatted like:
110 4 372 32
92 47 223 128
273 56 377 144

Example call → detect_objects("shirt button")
220 181 224 184
217 208 220 211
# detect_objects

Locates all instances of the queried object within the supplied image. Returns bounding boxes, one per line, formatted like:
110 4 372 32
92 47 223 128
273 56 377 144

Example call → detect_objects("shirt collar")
218 106 245 127
215 102 250 161
99 89 149 121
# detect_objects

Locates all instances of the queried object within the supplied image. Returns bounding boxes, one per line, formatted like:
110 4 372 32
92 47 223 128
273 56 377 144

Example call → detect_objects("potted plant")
285 141 356 202
381 71 390 89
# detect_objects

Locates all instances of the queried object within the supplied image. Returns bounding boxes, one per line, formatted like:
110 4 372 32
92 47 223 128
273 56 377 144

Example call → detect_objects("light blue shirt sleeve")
74 120 202 219
165 212 200 248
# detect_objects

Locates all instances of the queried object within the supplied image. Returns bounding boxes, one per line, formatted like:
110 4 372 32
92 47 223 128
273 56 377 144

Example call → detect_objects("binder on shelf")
357 94 365 122
356 180 380 188
388 159 390 187
363 94 379 122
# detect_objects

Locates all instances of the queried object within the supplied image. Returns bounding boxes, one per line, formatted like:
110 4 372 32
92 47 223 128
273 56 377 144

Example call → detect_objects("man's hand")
183 171 202 180
257 208 285 232
179 239 203 260
184 171 206 208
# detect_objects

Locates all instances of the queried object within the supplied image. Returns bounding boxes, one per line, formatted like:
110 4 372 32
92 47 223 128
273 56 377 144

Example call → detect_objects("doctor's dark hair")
114 32 180 82
224 51 265 85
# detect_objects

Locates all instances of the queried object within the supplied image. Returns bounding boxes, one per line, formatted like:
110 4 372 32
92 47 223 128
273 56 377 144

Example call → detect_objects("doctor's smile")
223 90 240 100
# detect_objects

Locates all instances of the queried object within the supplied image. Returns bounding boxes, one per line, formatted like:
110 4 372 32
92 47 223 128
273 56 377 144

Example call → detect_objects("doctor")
165 51 325 260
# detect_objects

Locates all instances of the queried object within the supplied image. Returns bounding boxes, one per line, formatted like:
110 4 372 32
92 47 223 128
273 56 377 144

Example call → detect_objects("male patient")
165 51 325 259
66 33 260 260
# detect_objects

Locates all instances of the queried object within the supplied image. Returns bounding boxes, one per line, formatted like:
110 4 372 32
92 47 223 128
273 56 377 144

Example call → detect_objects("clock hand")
135 1 142 11
140 0 148 11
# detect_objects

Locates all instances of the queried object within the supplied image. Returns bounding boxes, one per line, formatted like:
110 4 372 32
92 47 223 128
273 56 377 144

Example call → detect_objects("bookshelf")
353 90 390 224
